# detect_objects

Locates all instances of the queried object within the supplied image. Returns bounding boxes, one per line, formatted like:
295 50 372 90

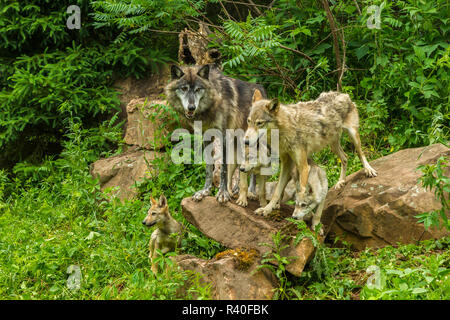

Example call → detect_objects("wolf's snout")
188 105 196 111
244 139 250 145
239 166 246 172
142 220 146 225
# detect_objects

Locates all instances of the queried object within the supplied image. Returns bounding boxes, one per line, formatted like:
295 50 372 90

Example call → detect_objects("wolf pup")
238 143 328 234
165 64 266 203
246 90 377 217
142 195 182 274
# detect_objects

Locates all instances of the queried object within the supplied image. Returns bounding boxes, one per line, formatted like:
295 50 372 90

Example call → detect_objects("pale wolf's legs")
248 174 258 200
236 171 248 207
330 138 348 190
345 125 378 178
311 200 325 236
257 174 267 207
227 162 238 195
255 155 293 216
216 132 231 203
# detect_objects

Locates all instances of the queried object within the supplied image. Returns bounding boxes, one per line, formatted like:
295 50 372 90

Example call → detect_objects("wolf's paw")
364 166 378 178
334 180 346 190
236 195 248 207
216 189 231 203
192 188 210 201
273 202 280 210
255 206 272 216
247 191 258 201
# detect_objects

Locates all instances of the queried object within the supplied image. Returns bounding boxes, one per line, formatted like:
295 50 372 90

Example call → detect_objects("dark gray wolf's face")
169 65 210 119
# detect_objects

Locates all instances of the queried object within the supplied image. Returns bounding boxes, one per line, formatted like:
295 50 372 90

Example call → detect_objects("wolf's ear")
267 98 279 113
197 65 210 80
158 195 167 208
171 65 184 80
252 89 263 103
150 196 157 206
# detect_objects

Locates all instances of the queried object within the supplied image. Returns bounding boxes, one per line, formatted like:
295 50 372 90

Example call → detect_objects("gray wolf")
245 90 377 217
165 64 266 203
238 142 328 234
142 195 183 274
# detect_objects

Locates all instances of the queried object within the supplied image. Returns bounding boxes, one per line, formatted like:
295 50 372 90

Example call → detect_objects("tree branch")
321 0 344 91
279 44 315 64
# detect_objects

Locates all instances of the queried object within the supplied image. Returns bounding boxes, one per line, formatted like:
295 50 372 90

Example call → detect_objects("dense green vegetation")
0 0 448 300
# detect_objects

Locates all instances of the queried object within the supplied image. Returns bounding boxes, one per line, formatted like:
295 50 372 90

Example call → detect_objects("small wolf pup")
246 90 377 217
142 195 183 274
165 64 266 203
238 143 328 234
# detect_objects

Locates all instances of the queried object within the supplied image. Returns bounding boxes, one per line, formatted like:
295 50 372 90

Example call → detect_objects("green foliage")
293 237 450 300
0 120 210 299
0 0 170 166
256 230 296 300
416 156 450 230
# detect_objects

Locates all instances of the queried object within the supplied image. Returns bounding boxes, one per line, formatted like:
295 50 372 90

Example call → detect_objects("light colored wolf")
165 64 266 203
245 90 377 217
142 195 183 274
238 143 328 234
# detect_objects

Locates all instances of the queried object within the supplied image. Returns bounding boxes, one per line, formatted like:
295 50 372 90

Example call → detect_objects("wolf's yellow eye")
181 86 188 92
256 120 264 126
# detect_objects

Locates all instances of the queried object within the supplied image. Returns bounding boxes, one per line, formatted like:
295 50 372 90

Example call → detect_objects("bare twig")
246 0 263 16
353 0 362 15
218 0 235 21
146 29 180 35
279 44 315 64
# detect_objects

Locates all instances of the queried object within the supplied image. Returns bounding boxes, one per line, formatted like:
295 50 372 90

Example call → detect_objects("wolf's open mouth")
185 111 195 119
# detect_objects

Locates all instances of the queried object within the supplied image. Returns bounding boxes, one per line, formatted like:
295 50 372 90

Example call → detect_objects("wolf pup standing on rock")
246 90 377 217
239 141 328 234
142 195 183 274
165 64 266 203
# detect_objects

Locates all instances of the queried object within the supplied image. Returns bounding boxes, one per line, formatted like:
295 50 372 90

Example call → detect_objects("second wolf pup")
246 90 377 217
239 143 328 234
142 195 183 274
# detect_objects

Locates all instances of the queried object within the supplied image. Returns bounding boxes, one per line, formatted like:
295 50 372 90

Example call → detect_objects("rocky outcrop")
90 147 162 200
174 253 278 300
322 143 450 250
123 98 171 150
181 197 321 277
114 68 169 121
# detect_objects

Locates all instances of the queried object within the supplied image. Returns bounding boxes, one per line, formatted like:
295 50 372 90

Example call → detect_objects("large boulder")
322 143 450 250
90 147 162 200
174 253 278 300
181 197 321 277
